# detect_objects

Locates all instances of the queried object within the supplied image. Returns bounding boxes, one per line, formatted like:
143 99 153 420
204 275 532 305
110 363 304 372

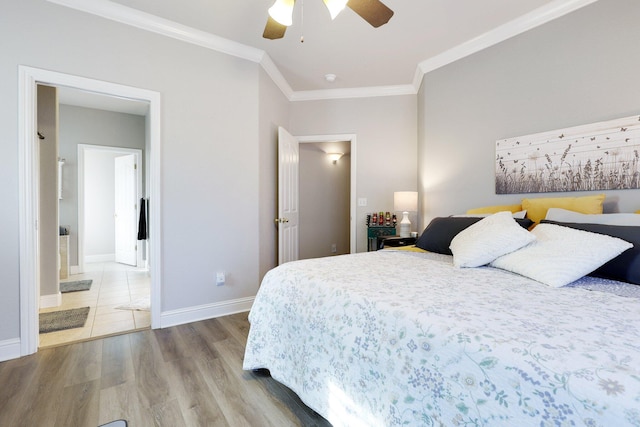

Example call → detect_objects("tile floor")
39 261 151 348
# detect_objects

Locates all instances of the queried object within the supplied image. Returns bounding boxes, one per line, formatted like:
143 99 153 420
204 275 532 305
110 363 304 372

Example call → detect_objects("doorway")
276 131 357 264
299 141 351 260
297 134 357 255
18 66 162 356
77 145 143 270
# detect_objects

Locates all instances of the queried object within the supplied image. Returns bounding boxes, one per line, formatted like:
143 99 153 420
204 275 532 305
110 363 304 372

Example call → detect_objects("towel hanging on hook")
137 198 148 240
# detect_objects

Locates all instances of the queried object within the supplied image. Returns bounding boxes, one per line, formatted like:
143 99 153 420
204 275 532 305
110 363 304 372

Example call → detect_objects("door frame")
297 134 357 254
77 145 142 270
18 66 162 356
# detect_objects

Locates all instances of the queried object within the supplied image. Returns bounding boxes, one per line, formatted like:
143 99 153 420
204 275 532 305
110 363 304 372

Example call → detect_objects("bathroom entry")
20 67 161 356
77 145 143 269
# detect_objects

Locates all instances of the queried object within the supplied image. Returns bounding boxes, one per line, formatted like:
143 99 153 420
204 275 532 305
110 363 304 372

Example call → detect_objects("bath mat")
115 297 150 311
99 420 127 427
60 279 93 293
39 307 90 333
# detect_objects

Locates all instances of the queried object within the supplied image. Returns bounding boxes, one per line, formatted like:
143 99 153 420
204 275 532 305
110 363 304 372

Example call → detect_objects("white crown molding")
291 84 416 102
259 54 294 100
47 0 264 63
416 0 599 79
47 0 598 101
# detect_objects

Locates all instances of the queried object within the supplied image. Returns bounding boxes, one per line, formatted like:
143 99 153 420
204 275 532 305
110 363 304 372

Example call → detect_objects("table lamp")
394 191 418 238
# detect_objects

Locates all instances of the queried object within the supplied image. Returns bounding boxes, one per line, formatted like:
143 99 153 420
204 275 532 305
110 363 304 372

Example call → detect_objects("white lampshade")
394 191 418 238
394 191 418 212
268 0 295 26
323 0 348 19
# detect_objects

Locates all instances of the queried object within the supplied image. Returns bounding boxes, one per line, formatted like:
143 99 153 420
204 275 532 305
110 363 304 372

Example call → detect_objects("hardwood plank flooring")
0 312 332 427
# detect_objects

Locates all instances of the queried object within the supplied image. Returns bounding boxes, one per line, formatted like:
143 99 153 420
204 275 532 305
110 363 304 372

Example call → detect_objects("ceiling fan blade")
347 0 394 28
263 16 288 39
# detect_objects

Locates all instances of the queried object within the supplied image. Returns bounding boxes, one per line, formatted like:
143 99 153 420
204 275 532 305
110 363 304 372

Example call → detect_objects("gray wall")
291 95 418 252
37 85 59 298
59 105 146 266
299 144 351 259
1 0 260 343
258 68 290 281
418 0 640 229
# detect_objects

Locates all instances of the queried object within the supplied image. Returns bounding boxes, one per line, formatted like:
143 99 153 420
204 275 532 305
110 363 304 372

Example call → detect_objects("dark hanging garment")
137 198 148 240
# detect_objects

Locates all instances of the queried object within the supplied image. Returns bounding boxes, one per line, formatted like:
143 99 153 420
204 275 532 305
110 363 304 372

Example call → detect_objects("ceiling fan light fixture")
323 0 348 20
268 0 295 26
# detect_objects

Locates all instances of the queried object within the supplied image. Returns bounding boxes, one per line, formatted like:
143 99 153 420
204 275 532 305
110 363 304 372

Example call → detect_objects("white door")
277 127 299 264
114 154 137 266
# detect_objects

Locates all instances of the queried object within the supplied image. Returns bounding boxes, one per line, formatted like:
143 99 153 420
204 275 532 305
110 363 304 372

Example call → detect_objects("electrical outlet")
216 272 225 286
331 243 337 253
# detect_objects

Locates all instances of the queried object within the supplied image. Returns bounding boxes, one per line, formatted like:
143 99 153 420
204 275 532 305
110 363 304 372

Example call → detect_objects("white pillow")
450 211 536 268
490 223 633 287
545 208 640 226
454 210 527 219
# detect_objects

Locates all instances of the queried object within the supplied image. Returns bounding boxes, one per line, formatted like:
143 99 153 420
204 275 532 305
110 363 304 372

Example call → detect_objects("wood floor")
0 313 332 427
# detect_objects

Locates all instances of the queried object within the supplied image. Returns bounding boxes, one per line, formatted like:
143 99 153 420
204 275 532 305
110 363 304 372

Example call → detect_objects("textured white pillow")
545 208 640 226
450 211 536 268
490 223 633 287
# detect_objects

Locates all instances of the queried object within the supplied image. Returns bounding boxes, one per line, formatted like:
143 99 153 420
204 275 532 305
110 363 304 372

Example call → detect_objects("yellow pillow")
522 194 605 224
466 204 522 215
389 245 427 253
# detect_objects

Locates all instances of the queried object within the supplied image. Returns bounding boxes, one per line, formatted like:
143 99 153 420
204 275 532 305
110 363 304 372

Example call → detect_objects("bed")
243 209 640 426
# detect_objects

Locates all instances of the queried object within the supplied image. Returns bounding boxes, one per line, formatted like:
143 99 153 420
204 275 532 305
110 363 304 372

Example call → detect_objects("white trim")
46 0 263 63
296 134 357 254
47 0 595 101
39 292 62 309
18 65 162 357
291 85 416 102
0 339 22 363
416 0 599 78
160 297 255 329
259 54 294 101
18 66 39 357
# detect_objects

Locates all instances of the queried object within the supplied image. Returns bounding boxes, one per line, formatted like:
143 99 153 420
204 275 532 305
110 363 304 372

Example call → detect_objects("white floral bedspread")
243 251 640 426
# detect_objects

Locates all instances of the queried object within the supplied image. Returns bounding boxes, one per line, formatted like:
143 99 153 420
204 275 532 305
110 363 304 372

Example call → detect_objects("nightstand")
377 235 417 250
367 226 396 251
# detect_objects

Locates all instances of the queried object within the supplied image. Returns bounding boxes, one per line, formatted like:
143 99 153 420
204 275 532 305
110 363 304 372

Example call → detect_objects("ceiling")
105 0 586 92
51 0 596 111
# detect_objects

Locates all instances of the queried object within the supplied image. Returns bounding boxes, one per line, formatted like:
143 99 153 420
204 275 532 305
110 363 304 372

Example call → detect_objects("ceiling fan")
263 0 394 40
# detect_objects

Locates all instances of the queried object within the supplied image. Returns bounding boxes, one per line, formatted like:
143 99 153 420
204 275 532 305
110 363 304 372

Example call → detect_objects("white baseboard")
0 338 21 362
160 296 254 328
70 265 80 275
40 292 62 309
0 297 254 362
85 254 115 263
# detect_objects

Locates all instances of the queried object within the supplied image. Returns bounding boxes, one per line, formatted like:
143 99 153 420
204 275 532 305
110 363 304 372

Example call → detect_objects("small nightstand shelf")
367 226 396 251
376 235 417 250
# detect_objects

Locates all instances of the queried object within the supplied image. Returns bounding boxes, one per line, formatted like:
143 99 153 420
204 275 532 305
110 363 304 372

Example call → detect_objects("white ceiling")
105 0 586 92
51 0 597 112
